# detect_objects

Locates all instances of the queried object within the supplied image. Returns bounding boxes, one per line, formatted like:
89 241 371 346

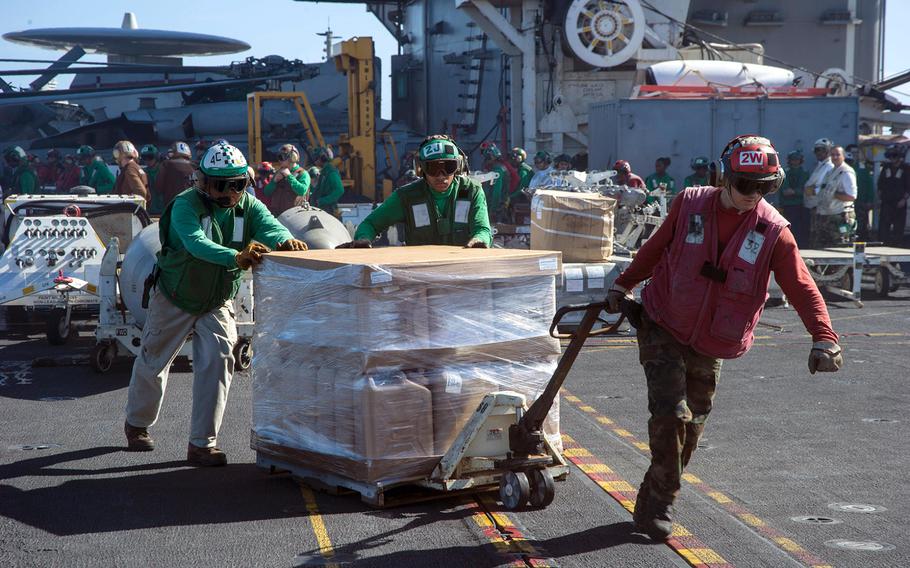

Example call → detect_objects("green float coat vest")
398 177 481 246
156 189 253 315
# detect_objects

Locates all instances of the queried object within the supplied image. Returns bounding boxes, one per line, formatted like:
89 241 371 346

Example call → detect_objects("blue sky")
0 0 908 124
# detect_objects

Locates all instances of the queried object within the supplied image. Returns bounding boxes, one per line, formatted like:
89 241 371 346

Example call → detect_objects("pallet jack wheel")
90 342 116 374
528 468 556 508
874 268 891 298
234 339 253 371
46 308 71 345
499 470 530 511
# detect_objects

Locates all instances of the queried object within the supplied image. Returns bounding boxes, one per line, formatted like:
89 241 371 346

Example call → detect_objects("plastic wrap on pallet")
251 246 563 484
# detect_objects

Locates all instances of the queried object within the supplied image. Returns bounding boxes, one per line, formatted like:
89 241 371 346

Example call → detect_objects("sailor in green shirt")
481 143 512 221
3 146 38 195
141 145 163 214
123 142 308 466
262 143 311 216
346 135 492 248
310 146 344 215
77 145 115 194
510 147 534 190
683 156 710 188
644 157 676 204
778 149 810 245
846 144 875 240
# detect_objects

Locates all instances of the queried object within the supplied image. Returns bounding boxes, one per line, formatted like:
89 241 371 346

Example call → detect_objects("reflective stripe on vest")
642 186 789 359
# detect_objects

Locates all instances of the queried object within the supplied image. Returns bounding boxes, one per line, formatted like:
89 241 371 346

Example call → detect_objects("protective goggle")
277 151 295 162
731 177 779 196
210 176 249 194
424 160 458 176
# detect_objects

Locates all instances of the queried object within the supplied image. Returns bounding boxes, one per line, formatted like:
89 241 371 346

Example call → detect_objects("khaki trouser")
636 306 723 505
125 288 237 448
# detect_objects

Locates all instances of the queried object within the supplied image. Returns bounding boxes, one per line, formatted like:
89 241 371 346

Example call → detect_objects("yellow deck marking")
691 548 727 563
613 428 634 438
597 480 635 492
578 405 597 413
597 416 614 425
300 486 340 568
682 473 702 484
577 462 613 474
563 447 593 458
773 537 802 552
707 491 732 504
738 513 765 527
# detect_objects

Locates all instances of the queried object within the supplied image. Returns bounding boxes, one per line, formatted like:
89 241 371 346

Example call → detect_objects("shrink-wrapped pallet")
251 246 563 484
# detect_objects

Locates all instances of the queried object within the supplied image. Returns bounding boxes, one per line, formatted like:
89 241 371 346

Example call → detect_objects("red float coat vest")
642 186 789 359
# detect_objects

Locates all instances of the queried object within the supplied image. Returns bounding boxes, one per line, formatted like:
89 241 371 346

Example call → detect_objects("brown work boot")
124 421 155 451
638 499 674 541
186 443 227 467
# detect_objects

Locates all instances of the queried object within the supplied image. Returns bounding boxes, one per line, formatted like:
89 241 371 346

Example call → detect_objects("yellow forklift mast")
246 91 325 165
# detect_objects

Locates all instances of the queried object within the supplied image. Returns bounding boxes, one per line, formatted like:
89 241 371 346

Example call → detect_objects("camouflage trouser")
634 305 723 505
811 210 856 248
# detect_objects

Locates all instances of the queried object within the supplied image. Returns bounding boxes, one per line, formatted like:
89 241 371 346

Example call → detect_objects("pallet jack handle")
509 300 632 457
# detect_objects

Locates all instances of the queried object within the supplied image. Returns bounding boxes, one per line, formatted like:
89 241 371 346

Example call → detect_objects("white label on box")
532 195 543 220
370 270 392 284
539 257 558 271
565 267 584 292
412 203 431 228
586 265 606 289
445 373 462 394
454 199 471 223
565 267 583 280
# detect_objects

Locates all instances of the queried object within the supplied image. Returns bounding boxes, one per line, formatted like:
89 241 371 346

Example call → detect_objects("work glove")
464 237 489 249
276 239 308 252
235 242 270 270
808 341 843 374
605 285 633 314
335 239 373 249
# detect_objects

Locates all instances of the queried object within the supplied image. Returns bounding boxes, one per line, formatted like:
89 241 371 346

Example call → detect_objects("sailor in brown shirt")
112 140 149 204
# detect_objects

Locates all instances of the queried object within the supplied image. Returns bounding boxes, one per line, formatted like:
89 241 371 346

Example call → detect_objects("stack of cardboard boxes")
251 246 563 485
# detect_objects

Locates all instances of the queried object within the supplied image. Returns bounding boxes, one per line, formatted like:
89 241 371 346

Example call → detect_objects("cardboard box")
530 190 616 263
265 245 562 285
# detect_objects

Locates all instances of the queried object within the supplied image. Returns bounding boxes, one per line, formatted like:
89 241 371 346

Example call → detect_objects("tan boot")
124 421 155 452
186 443 227 467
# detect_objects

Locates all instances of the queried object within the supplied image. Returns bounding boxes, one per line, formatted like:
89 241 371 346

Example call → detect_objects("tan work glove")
808 341 843 374
235 242 270 270
464 237 489 249
276 239 308 251
605 284 633 314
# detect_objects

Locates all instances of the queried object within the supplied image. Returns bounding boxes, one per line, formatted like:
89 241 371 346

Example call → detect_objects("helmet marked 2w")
711 135 784 195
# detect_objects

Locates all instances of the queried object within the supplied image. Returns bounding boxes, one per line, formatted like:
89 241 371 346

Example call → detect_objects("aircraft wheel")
234 339 253 371
46 308 71 345
90 342 117 374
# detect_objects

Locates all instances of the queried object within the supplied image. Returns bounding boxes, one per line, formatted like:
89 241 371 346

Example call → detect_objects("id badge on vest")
737 230 765 265
412 203 431 228
201 216 213 240
232 215 244 244
685 214 704 244
454 199 471 224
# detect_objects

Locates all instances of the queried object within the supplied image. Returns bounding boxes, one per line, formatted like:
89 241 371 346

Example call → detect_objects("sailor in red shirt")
606 135 843 541
613 159 645 189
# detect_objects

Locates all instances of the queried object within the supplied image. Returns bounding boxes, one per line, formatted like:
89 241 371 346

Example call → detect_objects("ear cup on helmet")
708 160 722 187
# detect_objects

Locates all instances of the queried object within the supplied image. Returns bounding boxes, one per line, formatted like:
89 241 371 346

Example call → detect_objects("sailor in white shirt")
812 146 857 247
